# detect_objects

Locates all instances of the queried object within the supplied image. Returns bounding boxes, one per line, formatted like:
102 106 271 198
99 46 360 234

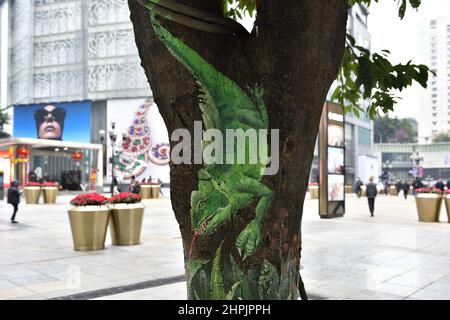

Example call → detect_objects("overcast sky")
368 0 450 119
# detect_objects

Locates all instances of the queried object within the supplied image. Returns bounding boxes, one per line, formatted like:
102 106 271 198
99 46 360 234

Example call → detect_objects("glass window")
357 127 371 146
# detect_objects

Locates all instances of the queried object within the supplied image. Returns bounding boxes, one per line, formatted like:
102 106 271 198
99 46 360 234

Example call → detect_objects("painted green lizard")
145 0 275 259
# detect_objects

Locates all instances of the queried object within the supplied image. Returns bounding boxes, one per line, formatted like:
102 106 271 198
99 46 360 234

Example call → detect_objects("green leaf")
210 243 225 300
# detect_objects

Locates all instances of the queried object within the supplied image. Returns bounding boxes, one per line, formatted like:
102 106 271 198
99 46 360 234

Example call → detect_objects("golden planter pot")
43 187 58 204
361 186 367 197
140 185 152 200
309 186 319 199
445 195 450 223
24 187 41 204
345 185 353 194
415 194 442 222
109 203 145 246
150 185 160 199
389 186 398 196
68 206 110 251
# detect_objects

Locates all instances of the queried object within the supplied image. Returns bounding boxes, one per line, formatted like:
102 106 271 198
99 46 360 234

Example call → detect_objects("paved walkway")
1 192 450 300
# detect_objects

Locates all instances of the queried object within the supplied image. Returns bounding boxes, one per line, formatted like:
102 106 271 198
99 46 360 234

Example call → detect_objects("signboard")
319 102 345 218
13 101 92 142
107 98 170 184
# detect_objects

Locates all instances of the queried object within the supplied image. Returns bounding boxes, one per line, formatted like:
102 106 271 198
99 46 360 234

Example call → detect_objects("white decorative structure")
9 0 150 105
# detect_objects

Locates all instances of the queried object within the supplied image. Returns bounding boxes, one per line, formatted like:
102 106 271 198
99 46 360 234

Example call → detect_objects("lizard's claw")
236 220 262 260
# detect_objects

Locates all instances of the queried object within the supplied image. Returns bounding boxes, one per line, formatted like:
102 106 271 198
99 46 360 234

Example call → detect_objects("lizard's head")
191 169 229 238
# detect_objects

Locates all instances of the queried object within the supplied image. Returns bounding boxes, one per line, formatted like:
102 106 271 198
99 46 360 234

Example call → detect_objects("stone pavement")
1 191 450 300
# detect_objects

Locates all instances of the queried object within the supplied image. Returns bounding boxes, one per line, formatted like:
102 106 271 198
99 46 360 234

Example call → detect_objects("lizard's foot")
236 220 262 260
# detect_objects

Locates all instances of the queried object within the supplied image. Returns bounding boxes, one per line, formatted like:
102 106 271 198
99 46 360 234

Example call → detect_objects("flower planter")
109 203 145 246
389 186 398 196
43 187 58 204
150 185 160 199
24 186 41 204
68 205 110 251
415 194 442 222
309 186 318 199
140 185 152 200
445 195 450 223
361 185 367 197
345 185 353 194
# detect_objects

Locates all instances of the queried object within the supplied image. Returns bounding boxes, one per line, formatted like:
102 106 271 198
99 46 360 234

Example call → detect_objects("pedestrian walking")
395 180 402 196
401 180 410 199
355 178 363 198
366 176 377 217
7 181 21 224
447 178 450 191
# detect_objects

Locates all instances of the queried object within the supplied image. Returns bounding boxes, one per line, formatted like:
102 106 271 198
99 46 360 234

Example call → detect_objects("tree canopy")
225 0 432 119
374 116 418 143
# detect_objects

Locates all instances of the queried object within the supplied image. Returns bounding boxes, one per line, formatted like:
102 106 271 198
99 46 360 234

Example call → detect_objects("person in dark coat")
7 181 21 224
447 178 450 191
395 180 402 196
412 177 424 195
355 178 363 198
435 178 445 192
129 175 141 195
401 181 410 199
366 176 378 217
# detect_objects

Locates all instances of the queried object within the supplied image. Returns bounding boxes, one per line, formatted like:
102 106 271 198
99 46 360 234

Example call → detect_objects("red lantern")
71 151 83 161
17 146 30 159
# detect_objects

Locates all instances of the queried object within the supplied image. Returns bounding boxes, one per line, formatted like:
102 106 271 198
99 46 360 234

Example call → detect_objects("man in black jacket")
401 181 410 199
7 181 21 224
366 177 378 217
435 178 445 192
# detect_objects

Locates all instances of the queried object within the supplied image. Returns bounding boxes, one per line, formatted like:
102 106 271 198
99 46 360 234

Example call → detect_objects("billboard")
107 98 170 183
13 101 91 142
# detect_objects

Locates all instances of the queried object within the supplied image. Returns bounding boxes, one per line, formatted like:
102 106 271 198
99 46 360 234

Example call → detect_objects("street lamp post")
109 122 117 197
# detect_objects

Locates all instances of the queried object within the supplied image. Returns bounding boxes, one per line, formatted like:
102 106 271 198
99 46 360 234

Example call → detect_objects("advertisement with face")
328 124 344 147
13 101 91 142
107 98 170 184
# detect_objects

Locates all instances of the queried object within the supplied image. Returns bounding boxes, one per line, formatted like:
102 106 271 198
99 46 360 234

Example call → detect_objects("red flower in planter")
416 188 443 195
25 182 41 187
70 193 108 206
42 182 58 187
109 192 142 204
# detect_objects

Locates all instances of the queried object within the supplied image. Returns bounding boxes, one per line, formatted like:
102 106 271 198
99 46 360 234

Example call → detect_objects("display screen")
13 101 92 142
328 174 344 201
328 147 344 174
328 124 344 147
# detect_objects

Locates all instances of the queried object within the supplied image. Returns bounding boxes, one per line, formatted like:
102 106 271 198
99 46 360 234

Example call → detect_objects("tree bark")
128 0 348 300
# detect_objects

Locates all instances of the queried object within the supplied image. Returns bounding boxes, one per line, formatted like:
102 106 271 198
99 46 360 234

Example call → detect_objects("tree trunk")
128 0 348 300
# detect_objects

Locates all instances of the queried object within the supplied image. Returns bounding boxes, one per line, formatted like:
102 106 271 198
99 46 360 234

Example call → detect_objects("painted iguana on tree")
145 0 275 260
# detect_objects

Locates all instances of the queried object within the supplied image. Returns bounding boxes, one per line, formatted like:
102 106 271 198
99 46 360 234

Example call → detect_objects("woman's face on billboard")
37 105 62 140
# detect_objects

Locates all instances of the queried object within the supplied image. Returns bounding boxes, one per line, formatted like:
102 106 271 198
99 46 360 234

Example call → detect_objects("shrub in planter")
24 182 42 204
68 193 110 251
415 188 443 222
108 192 145 246
42 182 59 204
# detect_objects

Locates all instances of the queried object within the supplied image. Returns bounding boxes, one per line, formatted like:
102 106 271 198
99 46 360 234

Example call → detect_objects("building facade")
1 0 171 186
375 143 450 183
311 4 375 186
418 16 450 143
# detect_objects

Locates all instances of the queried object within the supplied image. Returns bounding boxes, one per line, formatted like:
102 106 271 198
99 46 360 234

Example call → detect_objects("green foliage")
225 1 431 120
433 133 450 143
348 0 421 19
223 0 257 20
374 116 418 143
332 34 434 119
